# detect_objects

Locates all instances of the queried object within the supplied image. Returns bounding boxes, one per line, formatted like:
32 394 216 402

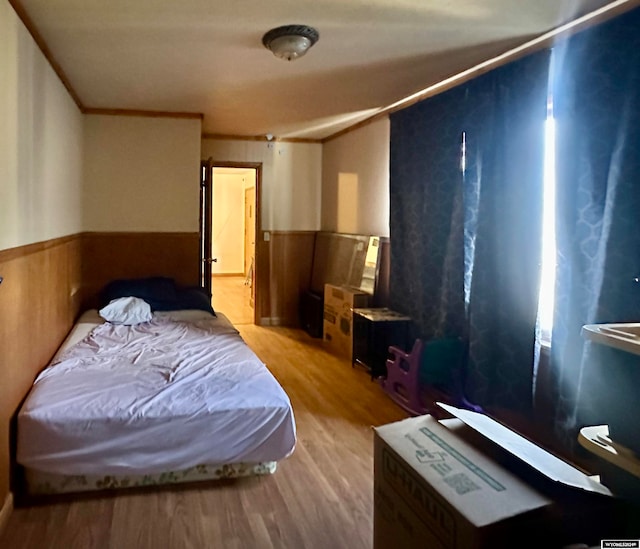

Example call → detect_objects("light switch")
264 232 270 242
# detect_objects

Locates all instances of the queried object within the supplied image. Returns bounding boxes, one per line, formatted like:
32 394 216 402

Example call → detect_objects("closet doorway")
200 160 261 325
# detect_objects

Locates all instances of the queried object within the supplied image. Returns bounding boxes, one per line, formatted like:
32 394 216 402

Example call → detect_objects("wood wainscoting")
256 231 316 326
254 232 390 327
80 232 200 309
0 230 200 514
0 228 312 515
0 235 82 509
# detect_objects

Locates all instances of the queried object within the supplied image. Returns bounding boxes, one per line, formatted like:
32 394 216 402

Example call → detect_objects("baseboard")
259 317 286 327
0 492 13 537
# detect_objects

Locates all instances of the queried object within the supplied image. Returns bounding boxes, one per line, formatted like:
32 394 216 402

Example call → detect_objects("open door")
199 158 214 296
201 161 261 324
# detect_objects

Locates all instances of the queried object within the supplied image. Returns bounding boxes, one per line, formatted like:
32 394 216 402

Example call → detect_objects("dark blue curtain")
389 85 468 342
550 7 640 447
389 51 549 410
462 54 549 410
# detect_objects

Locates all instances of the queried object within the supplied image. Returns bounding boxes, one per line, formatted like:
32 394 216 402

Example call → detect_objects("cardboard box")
323 283 370 360
374 404 619 549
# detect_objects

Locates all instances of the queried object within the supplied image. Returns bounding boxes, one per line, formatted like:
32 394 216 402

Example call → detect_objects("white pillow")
99 297 152 325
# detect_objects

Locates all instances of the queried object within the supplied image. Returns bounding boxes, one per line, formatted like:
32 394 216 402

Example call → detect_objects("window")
537 99 557 345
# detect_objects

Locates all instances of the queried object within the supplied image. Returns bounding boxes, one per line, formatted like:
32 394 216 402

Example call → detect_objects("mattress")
17 310 296 477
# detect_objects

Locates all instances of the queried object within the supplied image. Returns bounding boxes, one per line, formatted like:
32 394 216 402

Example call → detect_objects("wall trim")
0 232 201 264
10 0 639 143
321 115 388 144
84 108 204 120
0 492 13 537
322 0 640 144
202 133 321 144
263 230 318 236
0 234 79 263
7 0 83 111
259 317 287 327
81 231 198 238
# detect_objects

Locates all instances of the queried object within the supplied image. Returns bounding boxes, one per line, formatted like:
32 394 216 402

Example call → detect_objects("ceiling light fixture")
262 25 319 61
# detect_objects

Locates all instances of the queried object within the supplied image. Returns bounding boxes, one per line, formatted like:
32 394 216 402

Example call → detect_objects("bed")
16 280 296 496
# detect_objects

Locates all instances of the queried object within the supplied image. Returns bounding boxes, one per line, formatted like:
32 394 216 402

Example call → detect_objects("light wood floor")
0 314 407 548
211 276 254 326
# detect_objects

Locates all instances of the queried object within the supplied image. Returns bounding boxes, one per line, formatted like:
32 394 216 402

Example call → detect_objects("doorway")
200 161 261 325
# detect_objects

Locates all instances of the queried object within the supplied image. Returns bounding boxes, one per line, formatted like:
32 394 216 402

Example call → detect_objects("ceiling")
9 0 635 140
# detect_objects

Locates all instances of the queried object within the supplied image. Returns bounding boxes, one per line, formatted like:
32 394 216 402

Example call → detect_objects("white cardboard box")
374 404 618 549
323 283 369 360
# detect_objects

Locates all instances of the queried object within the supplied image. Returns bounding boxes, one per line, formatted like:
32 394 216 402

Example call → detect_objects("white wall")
322 117 390 237
83 115 202 232
201 139 322 231
0 2 83 251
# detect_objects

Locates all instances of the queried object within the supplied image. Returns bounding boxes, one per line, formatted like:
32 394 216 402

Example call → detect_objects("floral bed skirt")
24 461 277 495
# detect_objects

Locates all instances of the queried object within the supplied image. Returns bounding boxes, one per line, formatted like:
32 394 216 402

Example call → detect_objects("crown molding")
11 0 640 144
202 133 321 144
323 0 640 143
83 108 204 120
8 0 84 111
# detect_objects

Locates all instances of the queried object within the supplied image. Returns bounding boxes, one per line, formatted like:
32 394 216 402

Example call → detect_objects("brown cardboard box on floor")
323 283 369 360
373 404 622 549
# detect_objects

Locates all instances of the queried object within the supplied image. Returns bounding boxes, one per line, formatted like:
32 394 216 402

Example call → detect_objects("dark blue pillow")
100 277 177 310
174 287 216 316
101 278 215 315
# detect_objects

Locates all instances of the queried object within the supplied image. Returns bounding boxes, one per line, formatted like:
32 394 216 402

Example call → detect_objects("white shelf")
582 323 640 355
578 425 640 479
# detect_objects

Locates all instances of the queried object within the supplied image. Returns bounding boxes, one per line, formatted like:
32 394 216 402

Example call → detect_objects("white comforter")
17 313 296 475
